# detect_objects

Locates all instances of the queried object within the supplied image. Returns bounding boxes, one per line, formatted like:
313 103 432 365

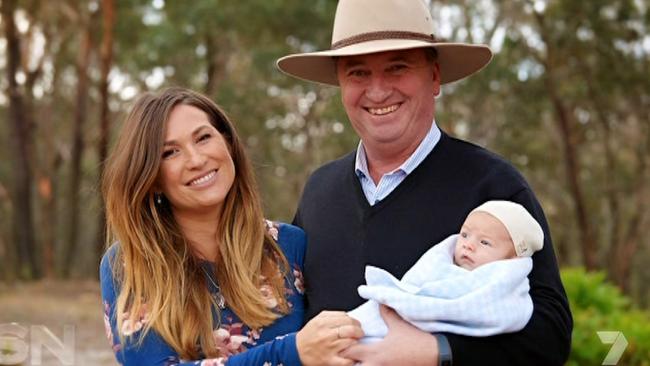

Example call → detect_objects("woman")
100 87 362 365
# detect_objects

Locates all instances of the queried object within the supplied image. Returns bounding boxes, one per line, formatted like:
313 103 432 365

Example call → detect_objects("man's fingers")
378 304 402 328
341 342 372 360
331 355 356 366
333 337 358 351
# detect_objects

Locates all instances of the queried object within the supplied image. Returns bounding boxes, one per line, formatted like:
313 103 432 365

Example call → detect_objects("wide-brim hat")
277 0 493 86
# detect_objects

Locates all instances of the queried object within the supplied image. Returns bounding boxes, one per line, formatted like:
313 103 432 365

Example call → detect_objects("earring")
155 193 162 205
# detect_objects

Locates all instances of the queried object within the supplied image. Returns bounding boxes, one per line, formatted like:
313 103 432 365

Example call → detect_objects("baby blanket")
348 234 534 342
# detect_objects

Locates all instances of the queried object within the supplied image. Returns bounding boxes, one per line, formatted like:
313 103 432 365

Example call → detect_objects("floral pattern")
103 301 122 353
198 358 227 366
259 284 279 309
262 220 305 307
265 220 279 241
292 266 305 295
121 303 151 336
212 321 261 357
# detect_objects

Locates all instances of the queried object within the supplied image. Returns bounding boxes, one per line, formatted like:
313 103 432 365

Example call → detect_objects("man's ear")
432 62 441 96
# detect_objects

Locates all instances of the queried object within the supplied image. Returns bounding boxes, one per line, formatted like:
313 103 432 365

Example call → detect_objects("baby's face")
454 211 516 270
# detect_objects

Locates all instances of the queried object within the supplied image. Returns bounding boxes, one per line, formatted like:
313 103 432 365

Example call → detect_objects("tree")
1 0 40 279
63 5 96 278
94 0 115 264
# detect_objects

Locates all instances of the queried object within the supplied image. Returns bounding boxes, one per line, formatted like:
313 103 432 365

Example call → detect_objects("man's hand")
342 305 440 366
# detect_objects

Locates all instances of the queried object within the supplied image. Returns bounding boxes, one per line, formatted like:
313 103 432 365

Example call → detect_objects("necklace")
201 266 226 309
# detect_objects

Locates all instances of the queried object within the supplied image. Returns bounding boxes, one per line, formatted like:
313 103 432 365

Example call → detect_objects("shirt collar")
355 121 441 178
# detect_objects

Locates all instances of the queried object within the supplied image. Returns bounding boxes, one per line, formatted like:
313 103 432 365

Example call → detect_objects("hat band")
332 31 437 50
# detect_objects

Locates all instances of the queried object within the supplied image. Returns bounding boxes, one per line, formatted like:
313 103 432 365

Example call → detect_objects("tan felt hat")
277 0 493 86
471 200 544 257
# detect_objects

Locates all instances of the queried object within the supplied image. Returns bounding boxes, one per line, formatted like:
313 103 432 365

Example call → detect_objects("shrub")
562 268 650 366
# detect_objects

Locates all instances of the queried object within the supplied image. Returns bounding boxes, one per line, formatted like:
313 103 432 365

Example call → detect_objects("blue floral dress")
100 222 306 366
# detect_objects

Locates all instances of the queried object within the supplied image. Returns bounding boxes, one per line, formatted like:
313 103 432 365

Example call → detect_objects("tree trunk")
0 232 6 281
2 0 40 279
35 102 60 279
612 131 649 291
37 176 54 277
580 66 631 283
578 58 649 289
203 32 229 96
35 68 60 279
544 73 598 270
0 183 13 281
204 32 218 95
532 9 598 270
96 0 115 263
62 14 94 278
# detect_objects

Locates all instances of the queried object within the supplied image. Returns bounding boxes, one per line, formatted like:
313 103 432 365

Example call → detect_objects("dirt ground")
0 280 117 366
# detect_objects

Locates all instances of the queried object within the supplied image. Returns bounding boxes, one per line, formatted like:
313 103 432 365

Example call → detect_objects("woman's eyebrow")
163 125 213 146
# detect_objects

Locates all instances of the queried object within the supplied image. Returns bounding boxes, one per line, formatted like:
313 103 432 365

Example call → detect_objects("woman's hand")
296 311 364 366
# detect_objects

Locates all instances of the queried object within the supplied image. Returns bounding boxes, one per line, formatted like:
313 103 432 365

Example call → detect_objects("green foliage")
562 268 650 365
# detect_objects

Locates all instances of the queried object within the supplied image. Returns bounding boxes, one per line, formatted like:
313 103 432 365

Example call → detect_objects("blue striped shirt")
355 122 442 205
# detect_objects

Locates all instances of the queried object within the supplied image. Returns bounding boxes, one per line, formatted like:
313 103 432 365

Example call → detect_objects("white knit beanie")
471 200 544 257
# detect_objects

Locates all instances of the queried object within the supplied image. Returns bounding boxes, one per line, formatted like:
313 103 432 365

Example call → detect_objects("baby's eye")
480 240 491 246
460 232 468 238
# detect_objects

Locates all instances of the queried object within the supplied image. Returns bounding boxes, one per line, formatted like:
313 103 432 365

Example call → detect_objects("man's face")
336 49 440 153
454 212 517 270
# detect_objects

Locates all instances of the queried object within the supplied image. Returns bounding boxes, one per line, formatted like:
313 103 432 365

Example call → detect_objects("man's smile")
366 103 401 116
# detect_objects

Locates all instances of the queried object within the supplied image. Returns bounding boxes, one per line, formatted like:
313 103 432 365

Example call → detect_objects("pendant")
213 291 226 309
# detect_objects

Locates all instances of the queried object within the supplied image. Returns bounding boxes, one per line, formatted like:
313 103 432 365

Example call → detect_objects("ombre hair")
102 87 290 359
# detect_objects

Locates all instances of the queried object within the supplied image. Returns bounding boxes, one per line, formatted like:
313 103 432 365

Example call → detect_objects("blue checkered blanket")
348 234 534 342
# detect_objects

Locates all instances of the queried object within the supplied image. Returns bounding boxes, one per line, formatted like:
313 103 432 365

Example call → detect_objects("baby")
349 200 544 342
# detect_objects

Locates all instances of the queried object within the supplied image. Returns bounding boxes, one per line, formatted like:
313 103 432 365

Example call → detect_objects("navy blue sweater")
294 132 572 365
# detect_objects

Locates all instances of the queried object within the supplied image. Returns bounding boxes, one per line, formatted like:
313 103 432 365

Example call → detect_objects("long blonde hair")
102 87 290 359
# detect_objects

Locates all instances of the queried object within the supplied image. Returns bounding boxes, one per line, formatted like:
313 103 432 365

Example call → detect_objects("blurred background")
0 0 648 364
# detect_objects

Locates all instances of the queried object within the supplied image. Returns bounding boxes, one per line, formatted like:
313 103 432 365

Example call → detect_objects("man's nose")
365 75 392 102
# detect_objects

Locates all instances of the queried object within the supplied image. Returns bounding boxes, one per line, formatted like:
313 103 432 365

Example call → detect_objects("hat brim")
277 40 493 86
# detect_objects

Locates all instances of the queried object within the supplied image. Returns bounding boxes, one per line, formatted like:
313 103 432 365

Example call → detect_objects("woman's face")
157 104 235 216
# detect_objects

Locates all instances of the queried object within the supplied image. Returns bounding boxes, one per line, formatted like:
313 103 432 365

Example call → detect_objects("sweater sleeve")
224 334 301 365
99 246 304 366
178 334 300 366
444 188 573 366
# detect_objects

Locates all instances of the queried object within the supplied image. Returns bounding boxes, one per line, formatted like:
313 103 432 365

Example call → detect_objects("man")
277 1 572 365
